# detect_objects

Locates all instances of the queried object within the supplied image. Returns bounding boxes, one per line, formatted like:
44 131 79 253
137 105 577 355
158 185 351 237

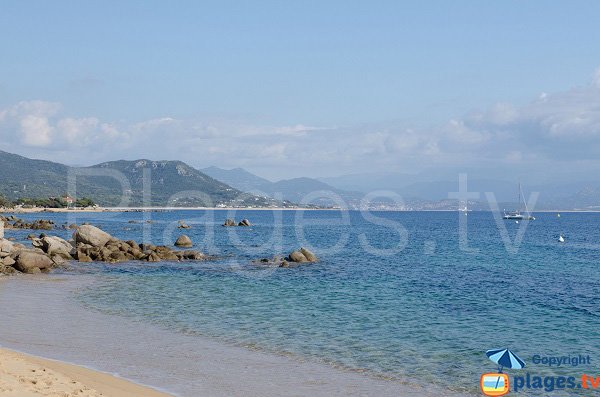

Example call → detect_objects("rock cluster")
73 225 205 263
254 247 318 268
223 218 251 227
0 238 58 274
0 224 208 275
1 215 54 230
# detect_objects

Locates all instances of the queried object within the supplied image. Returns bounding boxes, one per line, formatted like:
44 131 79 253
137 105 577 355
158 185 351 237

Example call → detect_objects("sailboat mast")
518 182 521 212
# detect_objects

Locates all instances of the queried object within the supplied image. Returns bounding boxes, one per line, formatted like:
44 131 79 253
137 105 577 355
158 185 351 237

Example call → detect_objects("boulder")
73 225 114 248
223 219 236 227
177 220 191 229
174 235 193 248
0 239 15 255
1 256 15 267
299 247 318 262
146 252 161 262
40 236 75 259
238 219 251 226
13 250 54 273
288 250 308 263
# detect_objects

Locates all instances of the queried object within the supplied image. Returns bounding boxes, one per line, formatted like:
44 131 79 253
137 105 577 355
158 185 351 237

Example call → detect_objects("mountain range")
203 166 600 210
1 150 599 210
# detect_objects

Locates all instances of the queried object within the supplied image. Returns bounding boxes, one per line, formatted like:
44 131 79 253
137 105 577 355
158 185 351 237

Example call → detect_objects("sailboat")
503 183 535 220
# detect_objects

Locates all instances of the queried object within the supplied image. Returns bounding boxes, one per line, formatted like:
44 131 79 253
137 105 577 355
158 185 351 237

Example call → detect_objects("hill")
201 167 362 207
0 151 282 207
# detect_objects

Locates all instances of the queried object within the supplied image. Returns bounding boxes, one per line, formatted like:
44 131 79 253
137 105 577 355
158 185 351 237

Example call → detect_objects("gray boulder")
73 225 114 248
39 236 75 259
13 250 54 273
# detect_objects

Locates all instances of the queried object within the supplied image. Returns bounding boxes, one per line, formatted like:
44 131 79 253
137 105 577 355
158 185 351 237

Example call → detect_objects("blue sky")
2 1 600 180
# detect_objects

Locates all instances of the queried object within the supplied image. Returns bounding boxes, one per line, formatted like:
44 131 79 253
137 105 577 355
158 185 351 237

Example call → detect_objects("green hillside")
0 151 282 207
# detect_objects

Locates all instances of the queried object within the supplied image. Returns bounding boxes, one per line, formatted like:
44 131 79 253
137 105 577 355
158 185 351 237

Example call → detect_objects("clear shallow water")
7 210 600 395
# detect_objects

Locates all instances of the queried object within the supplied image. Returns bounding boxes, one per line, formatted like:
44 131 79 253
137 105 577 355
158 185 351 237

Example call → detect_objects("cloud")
2 69 600 179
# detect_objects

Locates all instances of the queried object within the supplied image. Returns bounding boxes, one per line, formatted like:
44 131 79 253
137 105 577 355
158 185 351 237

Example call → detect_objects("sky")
1 1 600 182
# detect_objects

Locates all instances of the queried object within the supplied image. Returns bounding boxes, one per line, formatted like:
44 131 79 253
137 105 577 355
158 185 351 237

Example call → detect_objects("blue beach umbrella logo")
480 349 526 396
486 348 526 372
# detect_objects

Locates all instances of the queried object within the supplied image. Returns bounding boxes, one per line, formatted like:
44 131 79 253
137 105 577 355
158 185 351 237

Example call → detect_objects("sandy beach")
0 347 171 397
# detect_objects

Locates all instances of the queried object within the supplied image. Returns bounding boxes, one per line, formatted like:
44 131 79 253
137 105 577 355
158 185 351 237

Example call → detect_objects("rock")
177 220 191 229
180 250 205 260
40 236 75 259
0 239 15 255
223 219 236 227
109 251 129 263
1 256 15 267
238 219 251 226
27 234 37 240
174 235 193 248
51 255 68 266
68 224 78 229
299 247 318 262
73 225 114 248
146 252 161 262
77 250 92 262
13 250 54 273
288 250 309 263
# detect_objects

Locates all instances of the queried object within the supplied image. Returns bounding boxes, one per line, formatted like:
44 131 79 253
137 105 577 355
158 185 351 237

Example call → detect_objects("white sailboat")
503 183 535 220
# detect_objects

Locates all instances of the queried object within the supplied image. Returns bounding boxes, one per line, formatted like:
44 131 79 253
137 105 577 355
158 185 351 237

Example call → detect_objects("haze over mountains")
203 166 600 210
0 150 599 210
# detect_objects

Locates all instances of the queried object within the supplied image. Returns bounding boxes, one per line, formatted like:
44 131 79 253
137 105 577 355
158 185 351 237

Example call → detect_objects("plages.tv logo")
480 348 526 396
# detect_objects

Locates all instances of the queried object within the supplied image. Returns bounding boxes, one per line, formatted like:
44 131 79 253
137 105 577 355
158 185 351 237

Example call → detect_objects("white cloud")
2 68 600 179
20 115 53 146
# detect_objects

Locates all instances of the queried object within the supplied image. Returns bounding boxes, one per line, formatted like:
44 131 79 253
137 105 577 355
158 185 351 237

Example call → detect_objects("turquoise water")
11 210 600 394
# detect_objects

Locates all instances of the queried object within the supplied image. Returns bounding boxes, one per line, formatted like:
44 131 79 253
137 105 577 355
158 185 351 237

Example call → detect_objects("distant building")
63 195 75 205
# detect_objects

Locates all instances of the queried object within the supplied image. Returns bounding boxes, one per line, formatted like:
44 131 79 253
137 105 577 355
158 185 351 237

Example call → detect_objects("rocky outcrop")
223 219 236 227
238 219 251 226
174 235 193 248
0 223 209 275
254 247 319 268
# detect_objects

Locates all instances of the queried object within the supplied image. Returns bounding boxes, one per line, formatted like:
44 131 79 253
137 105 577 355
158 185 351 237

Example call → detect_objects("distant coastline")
2 207 600 214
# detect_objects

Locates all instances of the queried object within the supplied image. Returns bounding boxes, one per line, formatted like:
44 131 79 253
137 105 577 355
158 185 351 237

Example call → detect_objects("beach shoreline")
0 275 471 397
0 346 172 397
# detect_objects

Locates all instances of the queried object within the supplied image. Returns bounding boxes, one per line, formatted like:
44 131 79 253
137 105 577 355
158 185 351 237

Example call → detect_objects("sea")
1 210 599 396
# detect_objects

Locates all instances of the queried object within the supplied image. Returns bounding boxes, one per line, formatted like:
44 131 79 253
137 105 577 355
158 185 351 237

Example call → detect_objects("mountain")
0 151 282 207
201 167 362 207
200 166 273 193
